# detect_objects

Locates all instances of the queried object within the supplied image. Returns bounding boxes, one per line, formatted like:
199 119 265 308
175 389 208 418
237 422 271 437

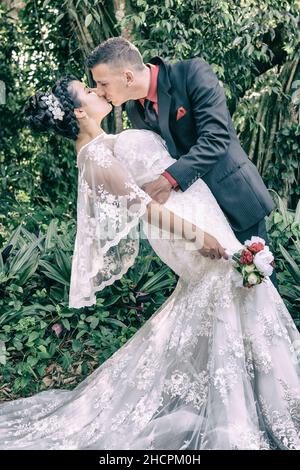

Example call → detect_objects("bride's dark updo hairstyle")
24 75 81 140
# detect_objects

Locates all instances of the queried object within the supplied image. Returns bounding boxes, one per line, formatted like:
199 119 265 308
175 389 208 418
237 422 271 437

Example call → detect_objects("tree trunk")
112 0 135 132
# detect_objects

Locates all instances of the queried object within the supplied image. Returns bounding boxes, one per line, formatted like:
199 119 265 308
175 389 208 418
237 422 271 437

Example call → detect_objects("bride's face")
70 80 112 122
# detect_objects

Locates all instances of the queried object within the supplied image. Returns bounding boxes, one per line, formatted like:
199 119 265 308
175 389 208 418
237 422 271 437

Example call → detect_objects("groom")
86 37 277 283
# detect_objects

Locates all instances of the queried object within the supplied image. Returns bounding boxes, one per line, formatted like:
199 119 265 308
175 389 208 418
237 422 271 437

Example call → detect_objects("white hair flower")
41 93 65 121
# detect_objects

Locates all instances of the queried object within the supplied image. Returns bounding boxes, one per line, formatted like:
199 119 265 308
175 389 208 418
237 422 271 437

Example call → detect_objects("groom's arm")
164 59 231 191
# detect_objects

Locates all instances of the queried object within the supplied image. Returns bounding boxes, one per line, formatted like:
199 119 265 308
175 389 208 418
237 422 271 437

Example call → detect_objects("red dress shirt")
139 64 179 190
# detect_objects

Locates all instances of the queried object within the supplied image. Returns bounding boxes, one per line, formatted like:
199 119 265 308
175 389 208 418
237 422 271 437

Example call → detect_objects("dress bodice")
113 129 177 187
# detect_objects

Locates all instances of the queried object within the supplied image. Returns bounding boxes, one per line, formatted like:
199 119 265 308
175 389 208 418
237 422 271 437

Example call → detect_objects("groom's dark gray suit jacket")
125 56 275 233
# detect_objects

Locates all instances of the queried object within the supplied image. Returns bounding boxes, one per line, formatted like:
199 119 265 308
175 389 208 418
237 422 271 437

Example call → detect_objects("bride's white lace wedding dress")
0 130 299 450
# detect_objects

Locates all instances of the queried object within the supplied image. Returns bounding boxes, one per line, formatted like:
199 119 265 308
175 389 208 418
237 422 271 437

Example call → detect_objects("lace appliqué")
164 370 209 410
85 141 113 168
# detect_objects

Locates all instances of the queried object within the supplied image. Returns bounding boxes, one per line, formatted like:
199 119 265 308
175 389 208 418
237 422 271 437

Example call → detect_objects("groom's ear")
74 107 87 120
124 70 134 87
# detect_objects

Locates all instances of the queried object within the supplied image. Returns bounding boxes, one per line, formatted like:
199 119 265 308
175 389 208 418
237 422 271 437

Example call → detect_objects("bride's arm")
144 201 228 260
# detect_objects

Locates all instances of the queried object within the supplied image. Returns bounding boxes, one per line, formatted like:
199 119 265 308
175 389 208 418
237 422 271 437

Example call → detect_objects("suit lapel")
150 57 178 157
158 88 178 156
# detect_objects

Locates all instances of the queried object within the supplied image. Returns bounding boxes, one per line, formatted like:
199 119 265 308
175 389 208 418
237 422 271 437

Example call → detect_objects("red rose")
240 249 253 265
248 242 264 254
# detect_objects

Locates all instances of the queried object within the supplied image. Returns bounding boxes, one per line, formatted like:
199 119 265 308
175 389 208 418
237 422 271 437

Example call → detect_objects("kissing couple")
0 37 299 450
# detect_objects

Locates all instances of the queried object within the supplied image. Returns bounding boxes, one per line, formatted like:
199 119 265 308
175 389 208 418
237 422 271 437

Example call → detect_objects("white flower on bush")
253 246 274 276
247 273 260 285
245 236 266 247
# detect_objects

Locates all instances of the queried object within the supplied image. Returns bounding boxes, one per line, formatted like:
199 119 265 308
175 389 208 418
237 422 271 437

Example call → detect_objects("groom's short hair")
86 37 144 71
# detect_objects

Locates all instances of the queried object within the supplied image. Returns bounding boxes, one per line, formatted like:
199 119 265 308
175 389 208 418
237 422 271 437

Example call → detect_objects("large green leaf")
39 259 70 286
279 244 300 283
9 237 44 277
139 266 173 291
54 248 71 278
45 219 58 251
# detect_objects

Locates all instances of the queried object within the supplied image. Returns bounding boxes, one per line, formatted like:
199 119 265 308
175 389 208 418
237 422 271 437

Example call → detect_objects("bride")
0 76 299 450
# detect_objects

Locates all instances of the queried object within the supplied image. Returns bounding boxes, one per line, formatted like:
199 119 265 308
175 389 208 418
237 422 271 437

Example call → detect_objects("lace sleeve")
69 138 152 309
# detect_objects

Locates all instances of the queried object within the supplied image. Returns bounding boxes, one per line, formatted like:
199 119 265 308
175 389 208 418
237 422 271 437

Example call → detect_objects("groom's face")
91 63 131 106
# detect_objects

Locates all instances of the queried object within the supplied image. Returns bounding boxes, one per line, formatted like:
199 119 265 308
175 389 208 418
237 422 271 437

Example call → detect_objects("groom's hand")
141 176 173 204
199 233 229 260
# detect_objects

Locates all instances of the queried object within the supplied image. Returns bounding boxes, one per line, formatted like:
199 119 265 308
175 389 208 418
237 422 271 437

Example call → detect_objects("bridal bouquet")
230 236 275 288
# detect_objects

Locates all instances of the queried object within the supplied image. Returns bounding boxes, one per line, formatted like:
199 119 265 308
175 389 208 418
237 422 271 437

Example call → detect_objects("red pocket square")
176 106 187 121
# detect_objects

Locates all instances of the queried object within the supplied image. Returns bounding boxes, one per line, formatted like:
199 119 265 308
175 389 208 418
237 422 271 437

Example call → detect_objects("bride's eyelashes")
86 88 98 96
84 86 94 94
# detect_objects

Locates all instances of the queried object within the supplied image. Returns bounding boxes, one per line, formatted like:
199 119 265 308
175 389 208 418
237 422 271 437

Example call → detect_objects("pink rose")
240 249 253 265
248 242 264 254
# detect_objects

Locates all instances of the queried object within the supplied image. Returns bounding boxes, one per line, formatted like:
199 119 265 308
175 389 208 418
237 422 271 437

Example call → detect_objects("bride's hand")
199 232 228 260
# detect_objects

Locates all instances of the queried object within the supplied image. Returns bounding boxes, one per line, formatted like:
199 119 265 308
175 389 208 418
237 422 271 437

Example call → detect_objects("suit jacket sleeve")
165 59 231 191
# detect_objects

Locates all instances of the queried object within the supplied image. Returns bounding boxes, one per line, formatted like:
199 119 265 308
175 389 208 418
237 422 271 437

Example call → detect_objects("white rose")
253 248 274 276
247 273 259 285
244 265 255 273
245 236 266 247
